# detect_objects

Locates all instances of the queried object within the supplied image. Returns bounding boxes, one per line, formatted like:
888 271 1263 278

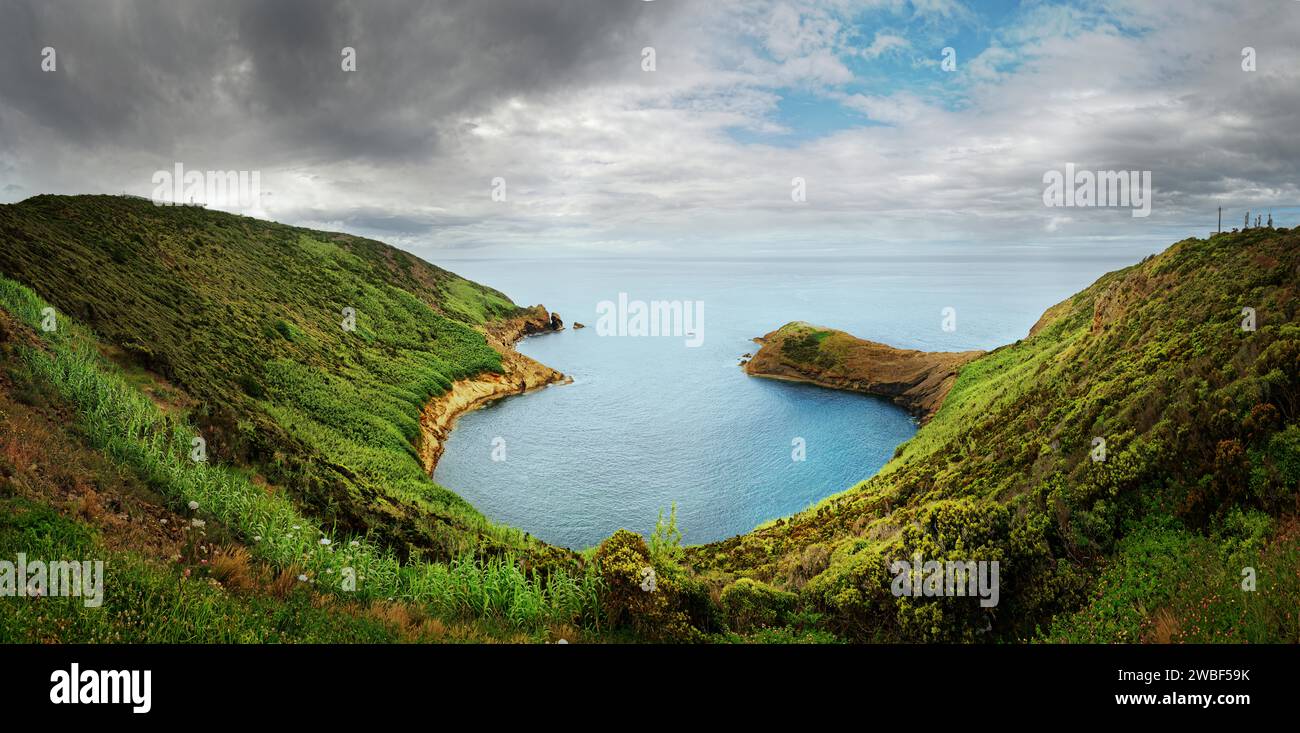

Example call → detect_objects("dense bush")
720 578 796 632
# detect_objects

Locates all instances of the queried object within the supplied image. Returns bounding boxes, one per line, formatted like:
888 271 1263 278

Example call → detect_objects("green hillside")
0 195 552 562
692 227 1300 642
0 314 593 642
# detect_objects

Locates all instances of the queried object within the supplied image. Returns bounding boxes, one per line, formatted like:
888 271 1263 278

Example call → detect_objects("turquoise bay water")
432 253 1140 549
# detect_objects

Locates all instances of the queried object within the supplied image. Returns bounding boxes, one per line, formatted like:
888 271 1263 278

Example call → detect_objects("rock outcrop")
743 322 982 423
418 306 570 474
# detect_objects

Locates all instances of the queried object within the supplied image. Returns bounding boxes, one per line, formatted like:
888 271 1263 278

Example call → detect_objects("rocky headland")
742 321 983 423
418 305 570 474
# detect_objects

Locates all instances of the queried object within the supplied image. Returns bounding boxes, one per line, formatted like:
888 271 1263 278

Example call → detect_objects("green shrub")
649 502 684 569
720 578 796 632
593 529 697 639
594 529 659 627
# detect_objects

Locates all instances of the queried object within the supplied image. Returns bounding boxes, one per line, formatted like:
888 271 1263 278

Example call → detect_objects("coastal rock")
511 305 564 338
418 305 571 474
743 322 983 423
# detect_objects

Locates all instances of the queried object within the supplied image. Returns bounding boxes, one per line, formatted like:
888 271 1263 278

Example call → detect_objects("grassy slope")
0 195 558 563
0 234 605 642
692 227 1300 642
0 308 579 642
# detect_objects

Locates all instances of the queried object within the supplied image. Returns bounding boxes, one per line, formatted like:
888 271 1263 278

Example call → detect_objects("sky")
1 0 1298 260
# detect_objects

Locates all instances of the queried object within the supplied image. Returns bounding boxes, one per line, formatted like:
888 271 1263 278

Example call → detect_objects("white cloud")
861 32 911 59
839 92 931 124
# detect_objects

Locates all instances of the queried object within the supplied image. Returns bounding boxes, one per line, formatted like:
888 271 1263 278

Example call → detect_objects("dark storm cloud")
0 0 659 163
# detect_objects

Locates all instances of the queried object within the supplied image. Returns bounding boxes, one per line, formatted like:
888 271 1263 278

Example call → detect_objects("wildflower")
292 525 301 531
188 501 199 511
349 540 359 548
325 568 333 574
191 518 205 528
253 535 262 542
297 574 308 582
319 538 331 546
160 518 168 525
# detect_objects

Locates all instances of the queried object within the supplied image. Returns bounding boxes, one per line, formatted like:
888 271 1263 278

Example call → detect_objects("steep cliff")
418 306 570 474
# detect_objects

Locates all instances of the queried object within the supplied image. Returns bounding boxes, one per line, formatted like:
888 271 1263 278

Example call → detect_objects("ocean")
431 251 1142 549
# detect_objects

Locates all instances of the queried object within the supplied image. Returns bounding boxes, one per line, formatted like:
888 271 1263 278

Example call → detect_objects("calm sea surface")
431 252 1139 549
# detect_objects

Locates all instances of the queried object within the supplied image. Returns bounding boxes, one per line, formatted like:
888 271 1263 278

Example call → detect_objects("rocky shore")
742 322 983 423
418 306 570 474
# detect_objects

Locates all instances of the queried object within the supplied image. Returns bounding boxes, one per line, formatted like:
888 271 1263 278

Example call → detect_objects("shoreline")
418 306 571 476
744 368 912 402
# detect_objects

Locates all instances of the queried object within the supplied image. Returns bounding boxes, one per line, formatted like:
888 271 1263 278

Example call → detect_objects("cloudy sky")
1 0 1298 259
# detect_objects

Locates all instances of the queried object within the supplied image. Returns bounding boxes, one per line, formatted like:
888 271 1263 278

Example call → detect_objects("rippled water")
431 252 1138 549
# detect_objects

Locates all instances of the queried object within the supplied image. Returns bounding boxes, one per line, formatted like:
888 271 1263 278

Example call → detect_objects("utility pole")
1218 207 1222 234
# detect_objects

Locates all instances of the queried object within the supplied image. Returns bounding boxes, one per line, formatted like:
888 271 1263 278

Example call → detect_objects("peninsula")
743 322 983 422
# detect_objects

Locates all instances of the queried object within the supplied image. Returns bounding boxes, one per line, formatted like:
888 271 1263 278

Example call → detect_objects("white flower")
325 568 333 574
188 501 199 511
297 574 308 582
252 535 262 542
319 538 331 546
349 540 359 548
191 518 205 528
160 519 168 525
292 525 301 531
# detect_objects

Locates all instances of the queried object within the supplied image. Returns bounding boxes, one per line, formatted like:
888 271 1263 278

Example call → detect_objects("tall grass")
0 277 603 631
